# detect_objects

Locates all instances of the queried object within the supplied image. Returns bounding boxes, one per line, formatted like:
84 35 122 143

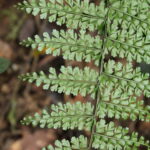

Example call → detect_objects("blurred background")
0 0 150 150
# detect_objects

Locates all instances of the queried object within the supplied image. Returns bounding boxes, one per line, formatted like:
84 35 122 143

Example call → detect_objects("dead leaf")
0 40 13 59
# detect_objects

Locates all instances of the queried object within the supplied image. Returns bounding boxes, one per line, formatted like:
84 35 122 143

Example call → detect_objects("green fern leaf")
21 29 103 65
20 66 98 98
105 0 150 63
17 0 107 31
92 120 150 150
21 102 93 130
17 0 150 149
101 60 150 97
42 135 88 150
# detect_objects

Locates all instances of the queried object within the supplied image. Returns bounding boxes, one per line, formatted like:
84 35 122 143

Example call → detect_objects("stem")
88 0 108 149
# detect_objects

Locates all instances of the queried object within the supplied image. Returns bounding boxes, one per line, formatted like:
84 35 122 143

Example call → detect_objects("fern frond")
92 119 150 150
17 0 106 30
105 37 150 64
42 135 88 150
102 60 150 97
20 66 98 98
97 92 150 121
21 102 93 130
109 0 150 24
18 0 150 149
21 30 102 65
105 0 150 63
96 61 150 121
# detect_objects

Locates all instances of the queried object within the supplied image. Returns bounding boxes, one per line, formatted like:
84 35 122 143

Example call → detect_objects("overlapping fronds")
102 60 150 97
98 87 150 121
18 0 150 149
93 120 150 149
105 0 150 63
109 0 150 24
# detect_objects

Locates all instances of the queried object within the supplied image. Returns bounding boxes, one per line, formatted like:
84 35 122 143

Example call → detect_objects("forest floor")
0 0 150 150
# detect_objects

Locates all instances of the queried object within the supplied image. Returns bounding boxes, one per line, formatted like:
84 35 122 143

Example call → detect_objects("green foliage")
17 0 106 31
0 57 10 73
105 0 150 63
102 60 150 97
98 91 150 121
42 135 88 150
20 66 98 98
93 120 150 149
21 30 102 65
17 0 150 149
21 102 93 130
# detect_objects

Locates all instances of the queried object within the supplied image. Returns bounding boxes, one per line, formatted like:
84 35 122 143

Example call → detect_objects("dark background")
0 0 150 150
